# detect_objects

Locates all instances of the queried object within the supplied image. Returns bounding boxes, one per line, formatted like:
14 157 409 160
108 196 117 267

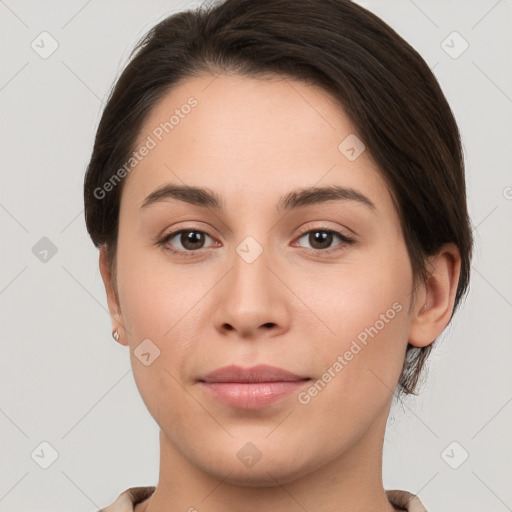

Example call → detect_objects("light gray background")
0 1 511 511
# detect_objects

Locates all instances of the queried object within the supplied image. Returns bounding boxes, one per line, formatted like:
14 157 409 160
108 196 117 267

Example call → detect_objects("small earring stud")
112 329 120 342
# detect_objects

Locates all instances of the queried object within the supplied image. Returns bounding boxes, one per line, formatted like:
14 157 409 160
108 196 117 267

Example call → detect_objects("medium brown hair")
84 0 473 398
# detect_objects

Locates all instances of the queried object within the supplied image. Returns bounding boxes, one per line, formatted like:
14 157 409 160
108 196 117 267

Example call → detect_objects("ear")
99 246 128 346
408 243 461 348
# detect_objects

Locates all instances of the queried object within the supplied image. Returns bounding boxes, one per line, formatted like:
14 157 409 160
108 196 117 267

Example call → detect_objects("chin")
209 461 308 488
192 442 315 488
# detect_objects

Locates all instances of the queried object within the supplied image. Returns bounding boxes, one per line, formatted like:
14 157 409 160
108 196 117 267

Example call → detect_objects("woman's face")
106 73 420 485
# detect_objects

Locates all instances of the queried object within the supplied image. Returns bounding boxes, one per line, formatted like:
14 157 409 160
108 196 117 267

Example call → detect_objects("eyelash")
156 226 355 259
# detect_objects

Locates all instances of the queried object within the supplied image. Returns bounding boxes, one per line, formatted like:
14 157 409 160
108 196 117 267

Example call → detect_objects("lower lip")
199 381 310 409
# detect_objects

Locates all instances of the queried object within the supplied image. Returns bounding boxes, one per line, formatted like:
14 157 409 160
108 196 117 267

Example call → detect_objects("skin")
99 73 461 512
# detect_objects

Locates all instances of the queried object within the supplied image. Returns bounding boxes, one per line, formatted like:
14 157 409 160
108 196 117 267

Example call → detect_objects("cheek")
114 245 200 387
296 250 411 351
294 245 413 400
116 241 203 339
116 253 207 424
292 285 410 447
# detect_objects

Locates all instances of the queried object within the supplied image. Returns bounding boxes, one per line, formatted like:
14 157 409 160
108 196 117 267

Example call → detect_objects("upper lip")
199 364 309 383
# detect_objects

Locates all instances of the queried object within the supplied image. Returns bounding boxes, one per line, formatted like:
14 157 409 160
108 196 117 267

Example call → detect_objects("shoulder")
99 486 156 512
386 489 429 512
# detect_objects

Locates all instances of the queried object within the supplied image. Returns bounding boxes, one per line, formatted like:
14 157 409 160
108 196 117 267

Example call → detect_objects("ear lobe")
408 243 461 348
99 246 127 346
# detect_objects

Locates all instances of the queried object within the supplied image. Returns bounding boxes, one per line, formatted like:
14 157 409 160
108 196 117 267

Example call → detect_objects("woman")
83 0 473 510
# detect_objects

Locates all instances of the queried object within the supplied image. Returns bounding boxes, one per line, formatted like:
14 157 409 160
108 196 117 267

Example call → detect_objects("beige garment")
99 486 428 511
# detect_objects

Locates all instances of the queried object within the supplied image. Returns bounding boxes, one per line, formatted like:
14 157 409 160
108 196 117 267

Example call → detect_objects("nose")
212 244 291 340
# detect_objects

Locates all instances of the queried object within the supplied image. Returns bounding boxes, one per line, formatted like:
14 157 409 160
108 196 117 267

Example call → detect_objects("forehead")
121 72 390 213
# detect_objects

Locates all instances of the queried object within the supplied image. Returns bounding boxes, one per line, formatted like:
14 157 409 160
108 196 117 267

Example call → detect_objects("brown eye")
307 230 335 250
178 230 207 250
160 229 215 253
295 228 354 254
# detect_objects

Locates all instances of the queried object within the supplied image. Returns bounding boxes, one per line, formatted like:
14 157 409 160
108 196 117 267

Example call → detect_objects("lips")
198 364 311 409
199 364 309 383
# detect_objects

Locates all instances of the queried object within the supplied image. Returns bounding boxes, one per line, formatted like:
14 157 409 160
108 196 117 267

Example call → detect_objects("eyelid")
294 223 355 240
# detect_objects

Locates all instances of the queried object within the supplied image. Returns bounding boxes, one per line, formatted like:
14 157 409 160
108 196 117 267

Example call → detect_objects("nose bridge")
230 235 275 307
213 233 288 335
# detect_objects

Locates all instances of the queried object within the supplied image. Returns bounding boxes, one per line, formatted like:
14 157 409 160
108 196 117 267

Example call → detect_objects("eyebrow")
140 183 376 212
